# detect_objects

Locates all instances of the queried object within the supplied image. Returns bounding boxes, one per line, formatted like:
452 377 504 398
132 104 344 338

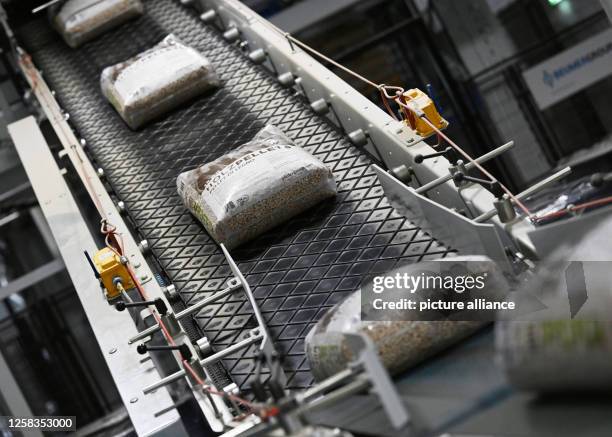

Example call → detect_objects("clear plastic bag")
305 256 499 381
496 320 612 392
101 34 220 129
177 125 337 249
51 0 144 49
495 219 612 392
306 290 482 381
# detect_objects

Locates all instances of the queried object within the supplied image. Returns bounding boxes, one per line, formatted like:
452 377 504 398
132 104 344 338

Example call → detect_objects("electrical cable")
384 88 533 218
533 195 612 223
281 33 380 89
411 106 533 218
269 27 533 219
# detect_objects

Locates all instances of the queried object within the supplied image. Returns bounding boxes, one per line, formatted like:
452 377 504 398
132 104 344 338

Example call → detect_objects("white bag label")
201 144 312 219
114 46 202 98
176 124 337 248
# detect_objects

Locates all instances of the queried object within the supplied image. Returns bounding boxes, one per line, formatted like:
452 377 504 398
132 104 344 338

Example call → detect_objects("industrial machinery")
2 0 612 436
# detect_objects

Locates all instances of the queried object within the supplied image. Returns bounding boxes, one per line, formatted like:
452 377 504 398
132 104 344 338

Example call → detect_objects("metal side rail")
142 244 285 394
13 53 232 430
8 116 187 437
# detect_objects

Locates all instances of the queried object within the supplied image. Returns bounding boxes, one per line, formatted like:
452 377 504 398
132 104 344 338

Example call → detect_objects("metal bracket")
142 245 285 396
345 333 410 430
128 277 242 344
143 328 264 394
373 165 513 273
220 244 285 386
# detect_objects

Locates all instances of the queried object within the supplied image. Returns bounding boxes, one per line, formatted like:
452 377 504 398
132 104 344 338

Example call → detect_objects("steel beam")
0 258 64 301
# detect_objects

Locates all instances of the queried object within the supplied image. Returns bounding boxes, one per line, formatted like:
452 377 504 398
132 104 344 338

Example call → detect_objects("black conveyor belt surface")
17 0 452 391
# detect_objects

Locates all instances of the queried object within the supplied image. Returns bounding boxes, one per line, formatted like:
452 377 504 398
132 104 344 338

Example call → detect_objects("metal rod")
138 343 192 360
142 333 263 395
128 280 240 344
142 369 185 395
177 279 241 319
220 245 271 350
298 377 370 415
416 141 514 194
118 296 167 316
83 250 100 279
242 283 266 344
200 333 262 367
220 244 286 383
32 0 62 14
297 368 355 402
414 147 452 164
474 166 572 223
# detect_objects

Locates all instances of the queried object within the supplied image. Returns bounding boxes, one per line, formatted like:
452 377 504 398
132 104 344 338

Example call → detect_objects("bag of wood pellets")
177 125 337 249
101 34 220 129
51 0 144 48
305 256 508 381
496 320 612 392
496 219 612 392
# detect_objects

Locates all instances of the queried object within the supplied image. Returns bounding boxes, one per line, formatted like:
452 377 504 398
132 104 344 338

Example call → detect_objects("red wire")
377 83 532 219
182 362 259 412
125 257 268 417
379 89 399 121
393 94 533 219
535 195 612 222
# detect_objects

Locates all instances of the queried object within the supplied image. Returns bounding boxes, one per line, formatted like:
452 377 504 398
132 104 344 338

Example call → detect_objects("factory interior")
1 0 612 435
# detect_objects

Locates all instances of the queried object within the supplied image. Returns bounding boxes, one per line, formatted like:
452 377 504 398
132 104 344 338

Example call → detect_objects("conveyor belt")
17 0 453 392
